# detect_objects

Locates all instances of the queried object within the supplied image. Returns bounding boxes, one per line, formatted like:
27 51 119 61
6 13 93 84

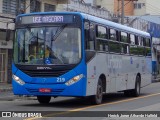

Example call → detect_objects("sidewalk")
152 74 160 82
0 83 12 93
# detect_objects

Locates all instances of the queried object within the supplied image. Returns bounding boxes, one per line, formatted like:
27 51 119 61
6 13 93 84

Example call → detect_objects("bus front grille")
22 70 69 77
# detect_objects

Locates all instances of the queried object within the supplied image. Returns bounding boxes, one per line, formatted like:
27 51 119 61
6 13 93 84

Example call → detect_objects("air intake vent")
16 64 76 77
22 69 69 77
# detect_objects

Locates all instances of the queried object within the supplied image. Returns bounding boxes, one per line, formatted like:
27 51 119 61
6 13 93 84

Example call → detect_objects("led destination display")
18 15 74 24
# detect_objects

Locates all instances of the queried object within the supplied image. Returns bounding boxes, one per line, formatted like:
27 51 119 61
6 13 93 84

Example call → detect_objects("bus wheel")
37 96 51 104
124 90 131 97
131 76 141 97
91 79 103 104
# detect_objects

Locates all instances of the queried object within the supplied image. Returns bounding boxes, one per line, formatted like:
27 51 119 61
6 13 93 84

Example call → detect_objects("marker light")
65 74 83 86
12 74 25 85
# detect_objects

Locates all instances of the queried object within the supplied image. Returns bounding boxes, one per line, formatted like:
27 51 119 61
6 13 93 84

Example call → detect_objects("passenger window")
130 45 145 56
138 46 145 55
109 41 121 53
97 39 108 51
84 22 95 50
130 34 135 45
143 38 146 46
109 29 117 41
135 36 138 45
121 44 129 54
97 26 107 39
120 32 128 43
130 45 139 55
145 47 151 56
146 38 151 47
138 36 143 46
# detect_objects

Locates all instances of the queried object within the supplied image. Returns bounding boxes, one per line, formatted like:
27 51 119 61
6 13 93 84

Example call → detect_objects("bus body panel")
86 53 152 95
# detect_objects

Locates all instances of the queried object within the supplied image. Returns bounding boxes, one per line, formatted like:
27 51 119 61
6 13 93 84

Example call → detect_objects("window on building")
134 3 137 9
142 3 145 6
44 3 56 12
30 0 41 12
138 3 142 9
3 0 25 15
0 29 14 40
3 0 16 15
134 3 145 9
18 0 25 14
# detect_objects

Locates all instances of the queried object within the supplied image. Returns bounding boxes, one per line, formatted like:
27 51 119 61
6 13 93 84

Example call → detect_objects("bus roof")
17 12 150 38
80 13 150 38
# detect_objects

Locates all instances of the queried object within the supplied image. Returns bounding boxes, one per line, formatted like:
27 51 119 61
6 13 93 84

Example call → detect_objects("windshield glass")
13 26 81 65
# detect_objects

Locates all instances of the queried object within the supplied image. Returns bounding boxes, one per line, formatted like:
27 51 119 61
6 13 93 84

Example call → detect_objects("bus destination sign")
33 16 63 23
19 15 74 24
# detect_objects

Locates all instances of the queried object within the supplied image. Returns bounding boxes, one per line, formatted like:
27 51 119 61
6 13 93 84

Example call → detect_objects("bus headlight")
12 74 25 85
65 74 83 86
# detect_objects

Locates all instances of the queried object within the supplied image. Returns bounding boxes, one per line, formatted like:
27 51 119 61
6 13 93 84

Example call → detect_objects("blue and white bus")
12 12 152 104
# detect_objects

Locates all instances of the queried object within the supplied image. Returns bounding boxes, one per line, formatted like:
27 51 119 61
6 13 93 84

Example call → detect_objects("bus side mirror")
6 29 11 41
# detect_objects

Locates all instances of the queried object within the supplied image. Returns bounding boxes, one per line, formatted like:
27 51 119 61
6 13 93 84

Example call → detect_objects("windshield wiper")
52 24 67 41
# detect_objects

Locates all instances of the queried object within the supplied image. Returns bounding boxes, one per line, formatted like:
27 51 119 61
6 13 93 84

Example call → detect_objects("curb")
152 78 160 83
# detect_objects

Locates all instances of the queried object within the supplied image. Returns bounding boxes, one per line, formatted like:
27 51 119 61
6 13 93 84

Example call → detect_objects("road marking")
25 92 160 120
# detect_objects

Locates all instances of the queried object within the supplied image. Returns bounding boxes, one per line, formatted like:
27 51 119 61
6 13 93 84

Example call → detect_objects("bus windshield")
13 26 81 65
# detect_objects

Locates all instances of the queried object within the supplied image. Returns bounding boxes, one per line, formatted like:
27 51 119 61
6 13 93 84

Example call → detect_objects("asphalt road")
1 82 160 120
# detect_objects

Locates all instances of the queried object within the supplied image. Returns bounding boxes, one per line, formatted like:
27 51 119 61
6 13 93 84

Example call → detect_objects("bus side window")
135 36 138 45
84 21 90 49
130 34 135 45
130 34 138 55
85 22 95 50
89 23 95 50
109 28 117 41
120 31 128 43
146 38 151 47
96 25 108 51
144 38 151 56
97 26 107 39
138 36 143 46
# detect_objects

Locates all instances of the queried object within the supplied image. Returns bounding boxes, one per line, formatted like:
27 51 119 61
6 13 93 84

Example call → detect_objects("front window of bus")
13 26 81 65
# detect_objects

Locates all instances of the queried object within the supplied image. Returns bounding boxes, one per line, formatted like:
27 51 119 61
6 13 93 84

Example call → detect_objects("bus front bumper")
12 78 86 97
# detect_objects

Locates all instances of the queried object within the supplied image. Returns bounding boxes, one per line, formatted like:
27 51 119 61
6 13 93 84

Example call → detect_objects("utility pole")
121 0 124 24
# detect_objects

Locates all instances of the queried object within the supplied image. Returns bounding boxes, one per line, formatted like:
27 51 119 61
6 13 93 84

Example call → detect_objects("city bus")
12 12 152 104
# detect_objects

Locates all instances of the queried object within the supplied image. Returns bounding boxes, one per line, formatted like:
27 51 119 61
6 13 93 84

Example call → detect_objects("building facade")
0 0 67 83
134 0 160 16
95 0 135 16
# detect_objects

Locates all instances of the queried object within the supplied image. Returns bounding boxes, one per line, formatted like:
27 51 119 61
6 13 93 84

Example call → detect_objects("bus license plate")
39 88 51 93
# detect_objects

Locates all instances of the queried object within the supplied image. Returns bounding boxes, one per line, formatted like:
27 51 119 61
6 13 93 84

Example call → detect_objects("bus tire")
37 96 51 104
131 75 141 97
124 90 131 97
91 78 103 105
